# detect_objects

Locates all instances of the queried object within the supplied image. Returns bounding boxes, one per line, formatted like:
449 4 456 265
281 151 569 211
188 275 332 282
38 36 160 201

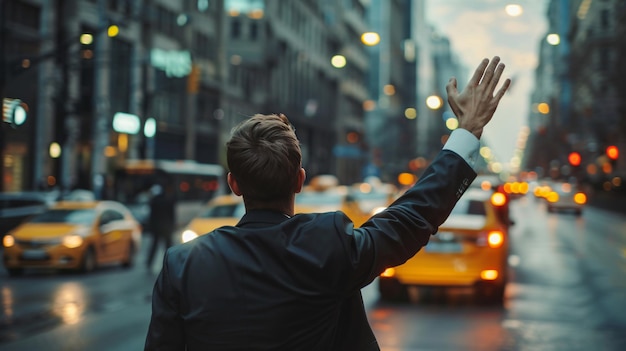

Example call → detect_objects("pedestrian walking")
145 182 176 271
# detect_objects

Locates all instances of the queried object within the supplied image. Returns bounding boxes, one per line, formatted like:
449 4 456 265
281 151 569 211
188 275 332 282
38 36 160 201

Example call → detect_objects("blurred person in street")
145 181 176 271
145 56 510 350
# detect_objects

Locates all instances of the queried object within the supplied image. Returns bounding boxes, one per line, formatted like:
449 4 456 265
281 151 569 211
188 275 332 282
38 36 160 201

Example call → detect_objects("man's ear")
295 168 306 194
227 172 243 196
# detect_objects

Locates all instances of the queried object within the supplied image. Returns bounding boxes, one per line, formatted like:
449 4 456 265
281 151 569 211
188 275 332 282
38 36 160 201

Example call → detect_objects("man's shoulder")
292 211 347 225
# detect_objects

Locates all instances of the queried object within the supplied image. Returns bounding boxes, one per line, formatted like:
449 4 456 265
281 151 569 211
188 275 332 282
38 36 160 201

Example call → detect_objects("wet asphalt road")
1 195 625 350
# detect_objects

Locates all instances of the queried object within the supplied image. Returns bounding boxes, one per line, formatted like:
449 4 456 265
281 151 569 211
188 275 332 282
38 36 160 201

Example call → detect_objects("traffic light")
568 151 581 167
346 131 360 144
107 24 120 38
606 145 619 161
2 98 28 128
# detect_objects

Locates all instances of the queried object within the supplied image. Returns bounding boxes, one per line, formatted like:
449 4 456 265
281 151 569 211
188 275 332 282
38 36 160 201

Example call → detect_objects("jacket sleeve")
144 250 185 350
340 149 476 291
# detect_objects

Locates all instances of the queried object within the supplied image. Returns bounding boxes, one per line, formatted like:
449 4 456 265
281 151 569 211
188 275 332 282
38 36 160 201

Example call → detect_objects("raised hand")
446 56 511 139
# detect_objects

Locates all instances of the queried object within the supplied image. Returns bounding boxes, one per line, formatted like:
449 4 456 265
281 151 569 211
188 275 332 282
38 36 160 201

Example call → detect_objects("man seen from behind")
145 56 511 350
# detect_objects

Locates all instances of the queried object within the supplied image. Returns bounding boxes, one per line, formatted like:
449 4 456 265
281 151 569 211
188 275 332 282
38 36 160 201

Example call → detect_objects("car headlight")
181 229 199 243
62 235 84 249
3 235 15 248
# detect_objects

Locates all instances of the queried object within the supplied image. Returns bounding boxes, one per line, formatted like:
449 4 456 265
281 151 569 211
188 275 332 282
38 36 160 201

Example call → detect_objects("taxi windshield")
29 209 96 225
450 199 487 216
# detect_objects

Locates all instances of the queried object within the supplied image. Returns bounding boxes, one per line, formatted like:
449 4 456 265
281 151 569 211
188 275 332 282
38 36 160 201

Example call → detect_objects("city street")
1 195 626 351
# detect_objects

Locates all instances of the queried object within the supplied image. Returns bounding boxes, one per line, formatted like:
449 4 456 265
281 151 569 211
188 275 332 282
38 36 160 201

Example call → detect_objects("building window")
155 5 179 38
231 18 241 38
598 48 609 71
109 38 132 114
600 9 610 29
193 32 216 60
250 22 258 40
6 1 40 30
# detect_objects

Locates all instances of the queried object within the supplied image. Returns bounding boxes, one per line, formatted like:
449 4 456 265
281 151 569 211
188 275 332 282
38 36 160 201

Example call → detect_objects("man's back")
146 149 477 350
148 210 380 350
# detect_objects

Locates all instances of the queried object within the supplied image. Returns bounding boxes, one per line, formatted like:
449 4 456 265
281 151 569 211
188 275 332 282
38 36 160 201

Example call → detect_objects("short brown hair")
226 114 302 203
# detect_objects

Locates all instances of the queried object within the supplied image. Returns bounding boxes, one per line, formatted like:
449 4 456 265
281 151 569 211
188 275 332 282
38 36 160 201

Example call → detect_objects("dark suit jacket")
145 150 476 351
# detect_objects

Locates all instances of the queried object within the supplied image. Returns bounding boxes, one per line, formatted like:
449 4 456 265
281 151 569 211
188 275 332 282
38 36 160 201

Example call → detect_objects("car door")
98 209 128 262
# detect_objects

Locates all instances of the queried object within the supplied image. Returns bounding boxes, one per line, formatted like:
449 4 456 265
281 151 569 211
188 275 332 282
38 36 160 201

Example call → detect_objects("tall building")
221 0 371 184
0 0 375 193
364 0 418 182
526 0 626 186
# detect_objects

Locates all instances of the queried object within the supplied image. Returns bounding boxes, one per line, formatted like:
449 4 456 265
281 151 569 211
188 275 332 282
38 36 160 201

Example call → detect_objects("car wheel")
121 242 135 268
7 268 24 277
378 278 409 302
80 247 97 273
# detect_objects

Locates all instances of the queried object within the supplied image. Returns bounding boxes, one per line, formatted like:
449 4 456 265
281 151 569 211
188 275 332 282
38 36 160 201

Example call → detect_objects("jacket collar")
237 209 291 227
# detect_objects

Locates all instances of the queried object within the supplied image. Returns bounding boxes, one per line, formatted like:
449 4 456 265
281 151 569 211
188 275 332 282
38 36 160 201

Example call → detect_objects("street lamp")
546 33 560 46
143 117 157 159
331 55 346 68
505 4 523 17
361 32 380 46
426 95 443 110
537 102 550 114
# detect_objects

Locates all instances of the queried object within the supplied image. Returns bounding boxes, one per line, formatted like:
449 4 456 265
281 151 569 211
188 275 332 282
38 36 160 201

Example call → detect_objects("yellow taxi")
378 188 510 304
180 194 245 243
2 200 142 276
295 175 372 227
179 176 393 242
346 180 398 226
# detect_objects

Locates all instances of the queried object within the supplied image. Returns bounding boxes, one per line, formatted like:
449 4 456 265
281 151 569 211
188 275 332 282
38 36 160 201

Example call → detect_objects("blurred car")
295 175 371 227
179 175 394 243
378 188 510 304
60 189 96 201
180 194 245 243
544 181 587 216
347 180 398 225
2 200 142 276
470 174 515 228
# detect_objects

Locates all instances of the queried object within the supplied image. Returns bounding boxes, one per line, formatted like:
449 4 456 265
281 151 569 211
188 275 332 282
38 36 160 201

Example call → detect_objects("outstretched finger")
468 58 489 87
445 77 459 97
446 78 463 117
481 56 501 87
487 63 506 95
494 78 512 102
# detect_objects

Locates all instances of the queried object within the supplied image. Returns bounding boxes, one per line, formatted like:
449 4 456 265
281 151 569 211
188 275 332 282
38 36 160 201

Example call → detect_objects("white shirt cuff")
443 129 480 169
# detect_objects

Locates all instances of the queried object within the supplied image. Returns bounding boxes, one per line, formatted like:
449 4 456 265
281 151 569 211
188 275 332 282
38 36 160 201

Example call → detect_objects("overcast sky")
425 0 549 169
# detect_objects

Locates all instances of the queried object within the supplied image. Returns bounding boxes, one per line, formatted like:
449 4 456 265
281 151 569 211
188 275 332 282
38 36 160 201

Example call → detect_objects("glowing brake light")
546 191 559 203
480 270 499 281
2 235 15 248
490 192 507 207
574 192 587 205
487 231 504 248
